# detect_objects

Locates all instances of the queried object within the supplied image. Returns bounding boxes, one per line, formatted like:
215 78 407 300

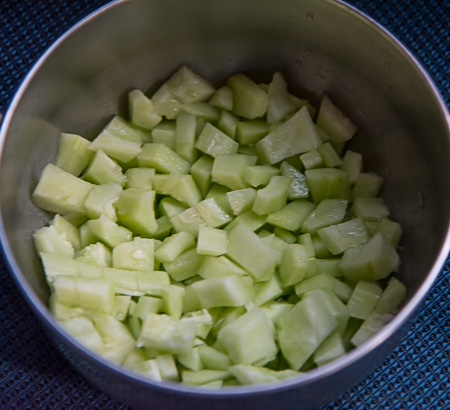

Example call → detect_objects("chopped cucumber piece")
197 226 228 256
226 188 257 216
56 133 94 177
151 121 176 149
209 86 233 111
267 200 315 232
155 231 195 262
236 120 268 145
252 176 291 215
84 182 122 221
137 143 191 174
301 199 348 234
352 172 383 199
190 155 214 197
244 165 280 188
347 280 382 320
125 167 155 190
112 237 155 271
128 89 162 130
305 168 351 203
82 149 127 186
280 161 309 200
212 154 257 190
295 273 352 303
195 122 239 158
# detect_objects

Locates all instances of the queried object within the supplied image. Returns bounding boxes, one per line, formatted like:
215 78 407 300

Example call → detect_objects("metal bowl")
1 0 449 408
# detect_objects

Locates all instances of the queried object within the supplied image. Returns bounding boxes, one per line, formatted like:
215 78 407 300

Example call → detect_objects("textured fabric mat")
1 0 449 409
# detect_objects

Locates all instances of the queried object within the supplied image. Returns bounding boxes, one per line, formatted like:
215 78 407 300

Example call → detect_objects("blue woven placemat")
1 1 449 409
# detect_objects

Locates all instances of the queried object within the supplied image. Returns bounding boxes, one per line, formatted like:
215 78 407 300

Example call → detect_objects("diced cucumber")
226 188 257 216
112 237 155 271
163 248 205 282
279 244 316 287
350 312 394 347
295 273 352 303
137 143 191 174
32 164 95 216
318 142 342 167
374 218 402 248
56 133 94 176
195 122 239 158
158 197 187 219
276 289 339 370
170 207 206 237
182 370 231 386
209 86 233 111
87 214 132 248
236 120 268 145
197 226 228 256
190 155 214 197
59 316 105 354
267 200 315 232
316 94 357 144
125 168 155 190
347 280 382 320
88 116 145 163
76 242 112 267
339 233 400 281
300 148 324 170
33 225 75 258
227 224 278 281
217 309 277 365
151 121 176 149
305 168 351 203
317 218 369 255
115 188 158 236
128 89 162 130
352 197 390 222
313 333 345 366
297 233 315 257
301 199 348 234
256 107 321 165
244 165 280 188
198 255 248 279
199 345 231 370
254 275 283 307
252 176 291 215
212 154 257 190
175 112 198 163
267 72 298 124
352 172 383 199
340 150 363 185
177 346 203 371
217 110 239 139
82 149 127 187
137 313 196 354
227 73 268 119
280 161 309 200
195 198 232 228
155 231 195 262
374 277 406 314
192 276 251 308
156 354 179 381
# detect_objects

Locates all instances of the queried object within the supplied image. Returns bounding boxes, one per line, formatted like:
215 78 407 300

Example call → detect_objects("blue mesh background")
0 0 449 408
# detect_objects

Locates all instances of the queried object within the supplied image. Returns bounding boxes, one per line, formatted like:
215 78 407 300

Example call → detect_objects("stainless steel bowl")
1 0 449 408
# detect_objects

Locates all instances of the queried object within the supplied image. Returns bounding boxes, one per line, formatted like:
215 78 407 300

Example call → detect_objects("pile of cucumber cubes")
32 65 406 387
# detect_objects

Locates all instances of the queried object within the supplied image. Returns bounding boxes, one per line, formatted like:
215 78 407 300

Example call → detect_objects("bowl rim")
1 0 449 399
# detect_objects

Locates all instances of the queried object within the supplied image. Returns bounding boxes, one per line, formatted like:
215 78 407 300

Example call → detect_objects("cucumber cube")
339 233 400 281
217 309 277 365
137 313 196 355
340 150 363 185
352 197 390 222
301 199 348 234
59 316 105 354
209 86 233 111
33 225 75 258
177 347 203 371
159 285 186 319
252 176 291 215
316 94 357 144
226 188 257 216
350 312 394 347
217 110 239 139
128 89 162 130
32 164 95 216
125 168 155 190
374 277 406 314
175 112 198 163
279 244 316 287
84 182 123 221
227 224 278 281
205 183 234 215
112 237 155 271
197 226 228 256
254 275 283 307
164 65 216 104
295 273 352 303
236 120 268 145
280 161 309 200
133 296 162 320
163 248 205 282
256 107 321 165
88 116 144 163
164 174 202 207
82 149 127 187
190 155 214 197
137 143 191 174
305 168 351 203
227 73 268 119
276 289 338 370
88 214 133 248
224 209 266 233
56 133 94 176
347 280 382 320
182 102 220 123
151 121 176 150
313 333 346 366
182 370 231 386
158 197 187 219
195 122 239 158
155 231 195 262
195 198 233 228
317 218 369 255
199 345 232 370
318 142 342 167
192 276 251 308
374 218 402 248
267 72 298 124
300 148 324 170
170 207 206 237
244 165 280 188
267 200 315 232
115 188 159 236
212 154 257 190
198 255 248 279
